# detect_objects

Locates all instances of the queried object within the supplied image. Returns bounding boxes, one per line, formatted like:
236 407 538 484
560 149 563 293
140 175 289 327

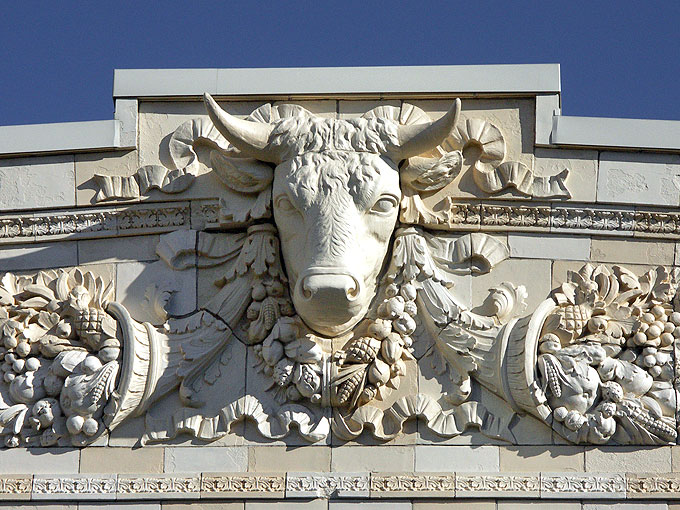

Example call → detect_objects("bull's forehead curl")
275 152 399 210
267 116 401 160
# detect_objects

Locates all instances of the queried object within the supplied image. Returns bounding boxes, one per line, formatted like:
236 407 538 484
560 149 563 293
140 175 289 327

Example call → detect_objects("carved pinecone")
74 308 106 338
336 370 364 406
345 337 381 364
557 304 591 337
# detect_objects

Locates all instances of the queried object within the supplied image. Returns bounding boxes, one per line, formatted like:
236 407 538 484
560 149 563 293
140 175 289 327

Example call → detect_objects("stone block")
408 98 535 202
0 504 77 510
456 473 539 498
534 148 598 203
0 475 31 500
163 503 243 510
415 445 499 472
0 241 78 271
507 233 591 261
80 447 163 474
81 504 161 510
585 446 672 473
275 100 337 118
415 502 495 510
471 258 552 313
117 474 200 500
75 150 139 205
116 260 197 323
499 503 582 510
590 237 675 265
32 475 116 500
0 155 75 210
499 445 585 472
540 472 626 499
338 100 400 119
673 446 680 471
0 448 79 474
287 472 369 498
329 502 410 510
78 235 159 264
583 504 667 510
370 473 454 498
331 446 414 472
627 473 680 499
598 151 680 206
201 473 285 499
550 203 635 237
248 446 330 472
247 501 328 510
164 446 247 473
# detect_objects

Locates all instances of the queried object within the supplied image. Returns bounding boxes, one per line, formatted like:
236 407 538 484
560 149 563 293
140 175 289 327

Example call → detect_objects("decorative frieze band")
0 201 199 245
441 199 680 238
287 472 369 498
3 472 680 501
2 198 680 248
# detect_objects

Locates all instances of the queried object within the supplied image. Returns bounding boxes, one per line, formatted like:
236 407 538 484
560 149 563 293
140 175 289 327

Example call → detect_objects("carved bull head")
204 94 460 336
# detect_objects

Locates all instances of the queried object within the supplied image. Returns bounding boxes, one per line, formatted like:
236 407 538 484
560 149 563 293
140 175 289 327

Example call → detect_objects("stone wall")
0 66 679 509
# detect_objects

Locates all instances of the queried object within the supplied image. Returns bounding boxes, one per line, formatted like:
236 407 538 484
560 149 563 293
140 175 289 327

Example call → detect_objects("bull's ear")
400 151 463 193
204 93 281 164
210 150 273 193
390 98 461 161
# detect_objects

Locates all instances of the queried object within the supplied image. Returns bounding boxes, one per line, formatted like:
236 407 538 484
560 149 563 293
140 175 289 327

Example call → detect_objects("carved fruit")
248 296 280 344
400 283 417 301
272 358 295 387
358 384 377 406
286 385 302 401
403 300 418 317
393 314 416 336
381 334 403 364
252 283 267 301
66 415 84 435
368 358 391 386
82 417 99 436
262 339 284 366
295 364 321 398
556 304 591 338
367 319 392 340
345 337 381 364
335 369 364 406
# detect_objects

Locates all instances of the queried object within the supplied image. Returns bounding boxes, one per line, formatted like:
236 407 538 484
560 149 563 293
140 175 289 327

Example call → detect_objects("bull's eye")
370 195 398 215
275 195 296 212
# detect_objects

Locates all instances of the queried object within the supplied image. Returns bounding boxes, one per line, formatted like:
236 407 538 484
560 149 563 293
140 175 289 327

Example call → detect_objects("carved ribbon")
473 161 571 198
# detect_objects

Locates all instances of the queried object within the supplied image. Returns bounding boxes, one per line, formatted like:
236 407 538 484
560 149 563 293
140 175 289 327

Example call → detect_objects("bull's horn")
203 93 280 163
391 98 461 161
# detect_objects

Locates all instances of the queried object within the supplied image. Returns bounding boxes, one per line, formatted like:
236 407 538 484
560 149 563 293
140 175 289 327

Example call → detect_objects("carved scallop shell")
441 118 506 171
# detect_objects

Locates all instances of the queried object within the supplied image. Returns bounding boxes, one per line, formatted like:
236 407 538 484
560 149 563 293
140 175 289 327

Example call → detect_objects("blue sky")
1 1 679 126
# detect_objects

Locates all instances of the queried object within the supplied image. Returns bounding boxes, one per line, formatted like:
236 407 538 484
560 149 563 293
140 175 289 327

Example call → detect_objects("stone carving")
286 473 369 498
537 264 678 444
117 476 201 496
32 476 117 498
370 474 455 495
0 269 121 447
201 474 285 497
540 473 626 497
4 96 678 449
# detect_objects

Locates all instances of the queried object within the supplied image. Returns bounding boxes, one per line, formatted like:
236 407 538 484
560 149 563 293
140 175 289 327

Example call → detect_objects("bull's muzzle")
293 268 363 336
